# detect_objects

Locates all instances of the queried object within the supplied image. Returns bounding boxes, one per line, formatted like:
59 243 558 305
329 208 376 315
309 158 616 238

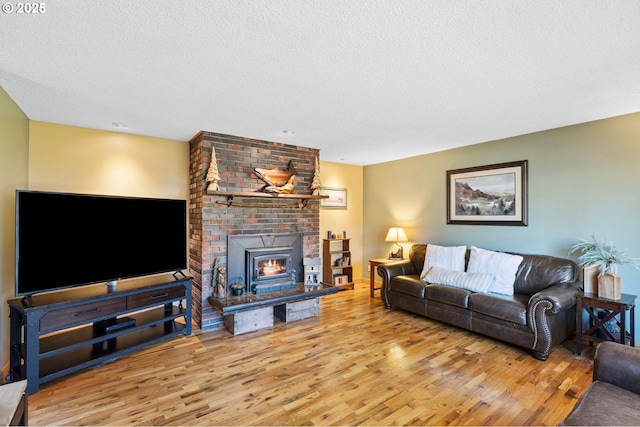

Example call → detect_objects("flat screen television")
15 190 188 296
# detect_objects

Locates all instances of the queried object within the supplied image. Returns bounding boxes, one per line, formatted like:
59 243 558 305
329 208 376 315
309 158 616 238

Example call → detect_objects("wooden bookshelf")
322 239 354 290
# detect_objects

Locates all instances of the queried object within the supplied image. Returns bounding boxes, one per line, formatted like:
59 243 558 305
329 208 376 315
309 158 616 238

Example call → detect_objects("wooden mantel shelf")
207 191 328 208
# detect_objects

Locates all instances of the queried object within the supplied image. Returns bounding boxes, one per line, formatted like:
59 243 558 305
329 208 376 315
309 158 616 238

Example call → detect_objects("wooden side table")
576 292 636 356
369 258 398 298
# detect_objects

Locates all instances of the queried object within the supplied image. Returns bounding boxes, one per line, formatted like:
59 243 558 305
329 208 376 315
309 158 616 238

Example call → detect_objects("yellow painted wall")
28 121 189 199
0 121 188 377
319 161 364 283
0 87 29 377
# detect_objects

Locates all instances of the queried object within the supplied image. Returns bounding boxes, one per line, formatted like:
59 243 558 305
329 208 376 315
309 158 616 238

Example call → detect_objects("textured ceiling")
1 1 639 165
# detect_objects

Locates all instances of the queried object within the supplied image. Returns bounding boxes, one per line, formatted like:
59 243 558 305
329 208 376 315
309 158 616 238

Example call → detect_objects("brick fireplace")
188 131 321 330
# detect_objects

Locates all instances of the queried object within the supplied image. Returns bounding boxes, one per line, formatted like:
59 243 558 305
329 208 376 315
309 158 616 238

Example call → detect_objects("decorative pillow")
466 246 523 295
419 244 467 280
424 266 493 293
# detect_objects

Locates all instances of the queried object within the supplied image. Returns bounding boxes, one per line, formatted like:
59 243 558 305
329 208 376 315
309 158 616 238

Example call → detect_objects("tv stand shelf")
7 275 192 394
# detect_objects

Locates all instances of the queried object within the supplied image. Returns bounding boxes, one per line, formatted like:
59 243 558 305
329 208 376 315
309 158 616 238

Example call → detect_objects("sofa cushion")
426 284 471 309
561 381 640 426
468 293 528 325
389 275 426 298
424 266 493 293
514 254 577 296
467 246 523 296
419 244 467 280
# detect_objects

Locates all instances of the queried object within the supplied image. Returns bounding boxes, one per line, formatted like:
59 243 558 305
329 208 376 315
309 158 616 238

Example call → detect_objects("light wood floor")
28 283 594 426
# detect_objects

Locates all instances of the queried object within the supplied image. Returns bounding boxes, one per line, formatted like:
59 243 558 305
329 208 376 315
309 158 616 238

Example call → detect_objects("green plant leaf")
569 234 640 276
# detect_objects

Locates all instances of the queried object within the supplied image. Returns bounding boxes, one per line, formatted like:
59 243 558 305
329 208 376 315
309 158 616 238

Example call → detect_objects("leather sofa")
562 341 640 425
378 244 582 360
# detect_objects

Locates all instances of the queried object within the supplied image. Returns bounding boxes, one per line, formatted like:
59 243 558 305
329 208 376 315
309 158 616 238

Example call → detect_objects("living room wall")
0 87 29 378
364 112 640 325
2 110 638 364
28 121 189 199
5 121 188 371
319 161 364 282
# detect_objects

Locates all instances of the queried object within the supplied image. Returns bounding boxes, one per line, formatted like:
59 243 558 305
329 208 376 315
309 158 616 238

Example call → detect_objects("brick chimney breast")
188 131 321 330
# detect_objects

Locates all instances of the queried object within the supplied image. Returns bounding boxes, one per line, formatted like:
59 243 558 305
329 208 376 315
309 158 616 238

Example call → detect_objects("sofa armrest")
527 282 582 358
377 260 417 308
528 281 582 315
378 259 417 280
594 341 640 395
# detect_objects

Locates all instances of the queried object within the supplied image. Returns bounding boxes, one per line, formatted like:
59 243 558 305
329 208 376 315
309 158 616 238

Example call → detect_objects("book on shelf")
333 256 350 267
333 274 349 285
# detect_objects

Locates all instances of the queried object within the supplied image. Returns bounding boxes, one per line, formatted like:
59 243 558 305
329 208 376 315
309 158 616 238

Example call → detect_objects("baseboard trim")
1 360 9 385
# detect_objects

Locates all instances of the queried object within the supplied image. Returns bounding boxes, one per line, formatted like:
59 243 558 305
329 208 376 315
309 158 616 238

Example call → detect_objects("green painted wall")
364 112 640 324
0 87 29 377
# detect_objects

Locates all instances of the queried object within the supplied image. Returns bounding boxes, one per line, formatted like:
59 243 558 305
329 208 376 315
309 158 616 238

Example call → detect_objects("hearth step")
224 307 273 335
274 298 319 322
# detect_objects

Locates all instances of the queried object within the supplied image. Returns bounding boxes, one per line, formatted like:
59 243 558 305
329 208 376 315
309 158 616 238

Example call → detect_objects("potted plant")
569 234 640 299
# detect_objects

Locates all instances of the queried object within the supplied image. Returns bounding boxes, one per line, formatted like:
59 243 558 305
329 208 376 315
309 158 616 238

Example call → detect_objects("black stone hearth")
209 283 337 315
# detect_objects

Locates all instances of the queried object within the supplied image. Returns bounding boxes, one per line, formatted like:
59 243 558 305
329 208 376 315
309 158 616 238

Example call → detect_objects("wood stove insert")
246 246 295 294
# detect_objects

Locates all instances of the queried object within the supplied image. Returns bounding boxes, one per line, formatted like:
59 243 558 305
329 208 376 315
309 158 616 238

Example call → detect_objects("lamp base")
389 246 403 259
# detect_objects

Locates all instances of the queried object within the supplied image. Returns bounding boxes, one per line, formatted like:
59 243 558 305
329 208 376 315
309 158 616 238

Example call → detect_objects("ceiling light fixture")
112 122 127 128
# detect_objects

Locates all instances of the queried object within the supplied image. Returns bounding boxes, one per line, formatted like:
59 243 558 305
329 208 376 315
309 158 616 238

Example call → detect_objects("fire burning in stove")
257 258 288 278
246 246 295 294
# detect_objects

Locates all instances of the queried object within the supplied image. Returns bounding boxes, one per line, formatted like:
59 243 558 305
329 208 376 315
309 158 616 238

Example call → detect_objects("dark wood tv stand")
7 274 192 394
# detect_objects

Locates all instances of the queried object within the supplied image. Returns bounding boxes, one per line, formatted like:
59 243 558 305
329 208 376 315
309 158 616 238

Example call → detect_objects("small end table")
576 292 636 356
369 258 398 298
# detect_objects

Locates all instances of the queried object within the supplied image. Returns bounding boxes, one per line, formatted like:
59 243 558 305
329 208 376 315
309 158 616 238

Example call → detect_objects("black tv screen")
15 190 187 296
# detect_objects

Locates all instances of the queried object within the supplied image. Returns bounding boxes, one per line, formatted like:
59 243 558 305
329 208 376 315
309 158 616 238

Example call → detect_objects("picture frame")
446 160 528 226
320 187 347 209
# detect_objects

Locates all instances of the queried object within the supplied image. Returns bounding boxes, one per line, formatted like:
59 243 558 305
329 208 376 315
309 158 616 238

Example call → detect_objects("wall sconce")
385 227 408 259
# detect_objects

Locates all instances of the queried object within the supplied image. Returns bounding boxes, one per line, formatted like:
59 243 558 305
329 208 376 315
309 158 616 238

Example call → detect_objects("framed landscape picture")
446 160 528 226
320 187 347 209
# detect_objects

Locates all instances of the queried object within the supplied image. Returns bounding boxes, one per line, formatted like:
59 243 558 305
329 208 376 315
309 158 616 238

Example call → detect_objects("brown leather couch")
562 341 640 425
378 244 582 360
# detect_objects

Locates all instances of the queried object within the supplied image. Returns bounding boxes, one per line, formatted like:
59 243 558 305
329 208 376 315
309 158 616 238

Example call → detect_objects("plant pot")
598 272 621 300
583 264 599 294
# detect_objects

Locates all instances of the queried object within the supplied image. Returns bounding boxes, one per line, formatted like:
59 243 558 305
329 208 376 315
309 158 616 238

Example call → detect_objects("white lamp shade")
384 227 408 243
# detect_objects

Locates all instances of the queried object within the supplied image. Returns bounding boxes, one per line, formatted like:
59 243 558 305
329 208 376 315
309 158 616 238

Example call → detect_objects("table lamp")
385 227 408 259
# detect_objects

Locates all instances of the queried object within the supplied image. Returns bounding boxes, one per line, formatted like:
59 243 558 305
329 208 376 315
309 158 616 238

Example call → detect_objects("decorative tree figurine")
206 146 220 191
310 155 322 195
